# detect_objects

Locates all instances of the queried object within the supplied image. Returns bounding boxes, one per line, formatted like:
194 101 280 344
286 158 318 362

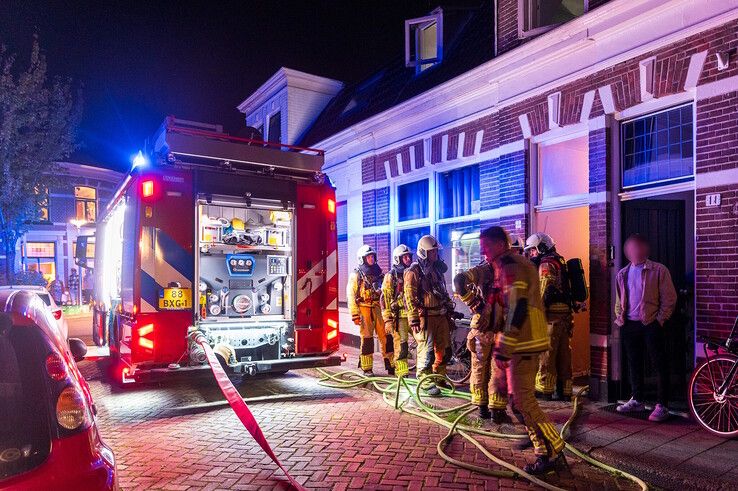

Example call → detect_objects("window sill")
518 24 559 40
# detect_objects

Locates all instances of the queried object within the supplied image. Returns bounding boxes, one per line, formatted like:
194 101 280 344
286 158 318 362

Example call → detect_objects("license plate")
159 287 192 310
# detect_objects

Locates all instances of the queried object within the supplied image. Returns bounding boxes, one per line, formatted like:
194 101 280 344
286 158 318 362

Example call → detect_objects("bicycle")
405 320 472 384
688 316 738 438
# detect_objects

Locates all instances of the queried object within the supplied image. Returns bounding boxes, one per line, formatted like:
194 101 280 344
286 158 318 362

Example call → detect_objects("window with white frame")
621 104 694 189
405 9 443 73
267 111 282 144
519 0 588 38
75 186 97 222
437 164 480 219
398 179 429 222
538 136 589 206
398 226 430 252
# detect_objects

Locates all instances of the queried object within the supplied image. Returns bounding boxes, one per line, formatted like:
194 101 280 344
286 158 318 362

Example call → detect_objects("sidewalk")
334 343 738 490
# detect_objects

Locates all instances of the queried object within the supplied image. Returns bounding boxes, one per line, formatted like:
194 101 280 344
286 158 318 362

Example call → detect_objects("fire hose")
316 369 649 491
194 334 306 491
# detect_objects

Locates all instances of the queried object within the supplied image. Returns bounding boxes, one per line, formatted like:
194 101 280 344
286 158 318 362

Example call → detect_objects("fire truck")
81 117 341 383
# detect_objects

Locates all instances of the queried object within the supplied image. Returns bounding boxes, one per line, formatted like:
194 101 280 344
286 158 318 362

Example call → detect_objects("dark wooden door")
621 199 692 406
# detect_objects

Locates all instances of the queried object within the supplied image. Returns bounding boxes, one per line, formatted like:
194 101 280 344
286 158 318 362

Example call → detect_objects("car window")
35 293 52 307
0 322 51 481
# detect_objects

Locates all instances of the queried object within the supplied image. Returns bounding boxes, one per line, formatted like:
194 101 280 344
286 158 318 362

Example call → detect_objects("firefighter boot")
478 406 492 420
553 381 572 402
385 358 395 376
524 453 568 475
492 408 513 425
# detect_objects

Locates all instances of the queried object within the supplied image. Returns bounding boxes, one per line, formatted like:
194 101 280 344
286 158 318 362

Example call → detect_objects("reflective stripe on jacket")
495 251 549 358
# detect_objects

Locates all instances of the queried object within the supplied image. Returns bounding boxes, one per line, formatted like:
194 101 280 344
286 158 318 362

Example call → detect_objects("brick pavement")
79 345 737 491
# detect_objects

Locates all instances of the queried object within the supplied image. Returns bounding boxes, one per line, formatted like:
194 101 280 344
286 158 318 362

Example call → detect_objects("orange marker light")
142 180 154 198
327 198 335 214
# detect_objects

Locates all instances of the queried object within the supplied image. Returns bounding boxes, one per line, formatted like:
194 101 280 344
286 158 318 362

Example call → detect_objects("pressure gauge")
261 304 272 314
259 293 270 303
209 293 219 303
209 304 222 316
199 282 207 292
232 294 252 314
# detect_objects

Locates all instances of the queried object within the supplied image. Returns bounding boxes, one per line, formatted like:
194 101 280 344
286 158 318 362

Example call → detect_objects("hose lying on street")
316 369 649 491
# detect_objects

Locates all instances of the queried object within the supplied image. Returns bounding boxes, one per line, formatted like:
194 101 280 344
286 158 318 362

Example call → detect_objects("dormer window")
405 9 443 73
519 0 588 38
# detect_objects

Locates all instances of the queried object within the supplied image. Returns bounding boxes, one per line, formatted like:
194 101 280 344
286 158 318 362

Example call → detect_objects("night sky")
1 1 455 171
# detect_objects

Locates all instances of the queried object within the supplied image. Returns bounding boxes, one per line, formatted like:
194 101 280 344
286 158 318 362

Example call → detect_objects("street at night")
3 1 738 490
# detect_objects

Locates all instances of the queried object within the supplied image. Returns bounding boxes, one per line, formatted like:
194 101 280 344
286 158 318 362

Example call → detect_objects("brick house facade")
239 0 738 401
14 162 122 291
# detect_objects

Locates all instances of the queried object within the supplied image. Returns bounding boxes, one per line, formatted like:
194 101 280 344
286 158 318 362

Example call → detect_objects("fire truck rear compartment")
196 200 295 367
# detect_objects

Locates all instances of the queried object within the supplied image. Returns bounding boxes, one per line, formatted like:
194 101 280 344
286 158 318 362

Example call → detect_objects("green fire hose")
316 369 648 491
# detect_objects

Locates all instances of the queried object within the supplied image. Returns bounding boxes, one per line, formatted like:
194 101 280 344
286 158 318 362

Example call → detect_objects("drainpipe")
493 0 498 57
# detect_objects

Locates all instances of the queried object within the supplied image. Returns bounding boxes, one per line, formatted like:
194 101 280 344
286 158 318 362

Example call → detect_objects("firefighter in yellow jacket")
484 226 566 475
454 255 511 423
404 235 453 396
525 233 574 401
381 244 417 378
347 245 394 375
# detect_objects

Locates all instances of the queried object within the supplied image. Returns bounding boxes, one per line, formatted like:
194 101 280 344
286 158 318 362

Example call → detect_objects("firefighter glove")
352 315 361 326
410 319 422 334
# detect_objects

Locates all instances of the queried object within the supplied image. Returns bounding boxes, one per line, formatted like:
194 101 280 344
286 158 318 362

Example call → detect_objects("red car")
0 289 117 490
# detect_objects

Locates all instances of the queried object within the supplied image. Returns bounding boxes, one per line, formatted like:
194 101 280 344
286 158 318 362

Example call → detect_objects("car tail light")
45 352 68 381
53 309 62 320
56 385 90 430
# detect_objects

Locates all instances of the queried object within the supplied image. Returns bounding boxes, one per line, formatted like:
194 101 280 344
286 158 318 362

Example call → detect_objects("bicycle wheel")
688 355 738 438
446 340 471 384
407 336 418 372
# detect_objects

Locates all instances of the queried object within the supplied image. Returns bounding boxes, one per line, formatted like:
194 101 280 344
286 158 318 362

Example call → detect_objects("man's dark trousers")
622 319 670 406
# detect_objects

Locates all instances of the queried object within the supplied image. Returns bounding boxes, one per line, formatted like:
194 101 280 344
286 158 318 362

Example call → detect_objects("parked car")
0 289 117 490
0 285 68 340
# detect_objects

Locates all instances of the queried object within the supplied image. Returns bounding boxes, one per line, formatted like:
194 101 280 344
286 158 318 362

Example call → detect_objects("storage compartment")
196 201 293 323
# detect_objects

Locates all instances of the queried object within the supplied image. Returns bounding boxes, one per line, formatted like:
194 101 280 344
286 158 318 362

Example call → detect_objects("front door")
621 199 692 407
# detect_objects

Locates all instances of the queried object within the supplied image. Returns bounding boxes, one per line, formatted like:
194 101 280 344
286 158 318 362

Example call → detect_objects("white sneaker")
616 398 645 413
648 404 670 422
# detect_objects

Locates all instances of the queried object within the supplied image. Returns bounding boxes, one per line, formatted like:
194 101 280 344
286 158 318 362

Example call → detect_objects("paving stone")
78 344 731 490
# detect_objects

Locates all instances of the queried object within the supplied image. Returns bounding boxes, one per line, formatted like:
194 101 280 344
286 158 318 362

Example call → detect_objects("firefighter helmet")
392 244 412 266
524 233 555 255
416 235 441 261
356 244 377 265
509 233 525 251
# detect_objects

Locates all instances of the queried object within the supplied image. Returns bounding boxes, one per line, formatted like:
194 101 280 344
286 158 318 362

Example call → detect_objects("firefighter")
347 245 394 375
404 235 453 396
454 246 512 424
381 244 416 378
485 226 565 474
525 233 574 401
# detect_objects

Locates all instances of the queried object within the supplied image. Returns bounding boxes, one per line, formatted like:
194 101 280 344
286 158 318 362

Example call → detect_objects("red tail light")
137 323 155 350
53 309 62 320
45 352 68 381
142 179 155 198
327 198 336 214
325 317 339 341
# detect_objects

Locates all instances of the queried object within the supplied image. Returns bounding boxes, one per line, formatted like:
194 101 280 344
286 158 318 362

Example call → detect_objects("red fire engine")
81 117 341 383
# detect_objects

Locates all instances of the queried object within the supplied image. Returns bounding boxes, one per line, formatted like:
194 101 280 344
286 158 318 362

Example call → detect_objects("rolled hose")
317 369 648 491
